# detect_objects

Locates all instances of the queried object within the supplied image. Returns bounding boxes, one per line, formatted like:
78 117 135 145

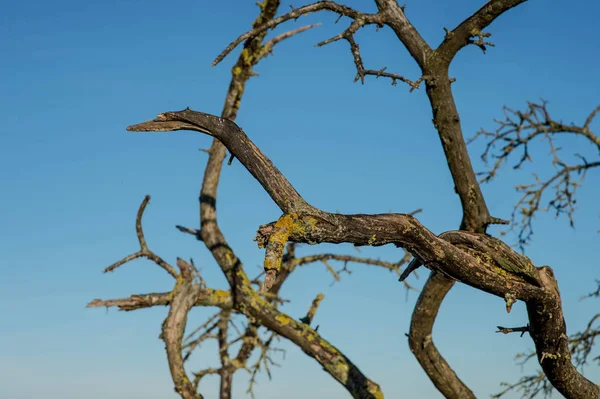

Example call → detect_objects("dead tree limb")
194 1 384 396
129 108 599 398
471 101 600 247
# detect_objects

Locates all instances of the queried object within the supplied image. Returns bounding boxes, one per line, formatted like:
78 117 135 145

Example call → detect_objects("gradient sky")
1 1 599 398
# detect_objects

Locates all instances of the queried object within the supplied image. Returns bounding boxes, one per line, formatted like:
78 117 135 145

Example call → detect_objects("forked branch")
436 0 527 62
214 1 424 90
213 2 378 66
128 108 599 398
471 101 600 247
103 195 178 279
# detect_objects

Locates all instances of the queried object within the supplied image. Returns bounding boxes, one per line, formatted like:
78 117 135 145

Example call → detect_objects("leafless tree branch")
407 271 477 398
471 101 600 247
94 1 600 398
494 279 600 398
496 324 530 336
87 289 232 312
128 107 599 397
160 258 204 399
436 0 527 62
103 195 178 279
212 1 378 66
215 1 426 91
299 293 325 325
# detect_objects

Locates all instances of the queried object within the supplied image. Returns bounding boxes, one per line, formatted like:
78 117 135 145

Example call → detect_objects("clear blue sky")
1 1 598 398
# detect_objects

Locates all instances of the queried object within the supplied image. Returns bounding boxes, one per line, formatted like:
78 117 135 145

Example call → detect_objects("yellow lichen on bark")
275 314 292 326
263 213 318 290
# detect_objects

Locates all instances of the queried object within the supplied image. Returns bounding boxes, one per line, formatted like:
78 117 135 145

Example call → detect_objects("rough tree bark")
93 0 600 398
128 106 599 398
210 2 524 396
91 2 395 398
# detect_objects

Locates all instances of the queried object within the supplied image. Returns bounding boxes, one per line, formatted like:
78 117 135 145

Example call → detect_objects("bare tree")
89 1 599 398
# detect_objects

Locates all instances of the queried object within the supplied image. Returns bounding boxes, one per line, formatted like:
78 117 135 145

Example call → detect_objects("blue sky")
1 0 599 398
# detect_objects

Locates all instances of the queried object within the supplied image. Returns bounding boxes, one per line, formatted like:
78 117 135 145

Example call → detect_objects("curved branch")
437 0 528 63
212 1 376 66
409 272 476 399
129 111 314 216
382 3 526 395
129 108 599 398
495 283 600 398
207 3 532 398
525 268 599 398
129 111 540 299
161 258 204 399
197 3 384 395
374 0 431 67
407 4 530 391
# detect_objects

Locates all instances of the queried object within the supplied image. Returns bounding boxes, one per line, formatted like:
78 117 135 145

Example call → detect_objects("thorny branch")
314 15 422 90
436 0 527 62
246 332 283 398
470 101 600 247
214 1 422 90
492 370 551 399
262 23 321 57
213 2 378 66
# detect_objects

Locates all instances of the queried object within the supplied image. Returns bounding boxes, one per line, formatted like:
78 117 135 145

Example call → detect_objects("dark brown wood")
409 272 475 399
129 106 599 398
191 2 385 396
526 268 600 399
436 0 528 63
99 1 599 398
